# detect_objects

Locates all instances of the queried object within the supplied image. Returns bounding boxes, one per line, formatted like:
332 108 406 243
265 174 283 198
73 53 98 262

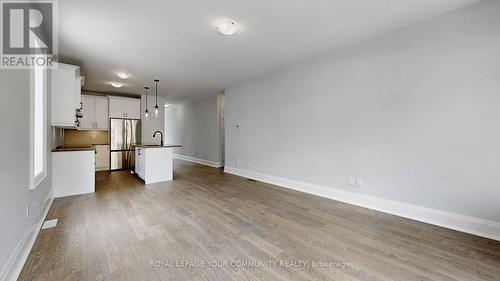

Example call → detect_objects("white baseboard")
0 190 54 281
173 154 223 168
224 166 500 241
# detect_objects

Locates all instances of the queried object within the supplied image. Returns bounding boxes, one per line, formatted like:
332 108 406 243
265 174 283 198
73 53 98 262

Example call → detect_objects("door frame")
219 110 225 167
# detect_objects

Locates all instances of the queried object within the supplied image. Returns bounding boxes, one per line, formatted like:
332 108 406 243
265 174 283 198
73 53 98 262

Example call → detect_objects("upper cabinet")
80 95 94 129
80 95 109 130
125 99 141 119
108 96 141 119
94 97 109 129
108 97 125 119
51 63 84 127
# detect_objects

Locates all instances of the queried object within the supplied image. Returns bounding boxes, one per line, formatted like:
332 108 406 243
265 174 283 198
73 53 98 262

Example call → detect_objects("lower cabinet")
52 151 95 198
95 145 110 171
135 147 145 179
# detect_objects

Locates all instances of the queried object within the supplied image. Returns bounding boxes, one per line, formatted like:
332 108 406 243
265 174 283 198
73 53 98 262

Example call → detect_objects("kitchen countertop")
133 144 182 149
52 146 96 152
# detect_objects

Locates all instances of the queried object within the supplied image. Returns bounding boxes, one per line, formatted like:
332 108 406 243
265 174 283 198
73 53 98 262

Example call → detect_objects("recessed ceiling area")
58 0 479 101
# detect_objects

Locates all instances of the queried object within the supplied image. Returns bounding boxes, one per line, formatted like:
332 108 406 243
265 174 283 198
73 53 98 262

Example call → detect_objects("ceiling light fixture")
153 79 160 118
216 19 238 35
110 82 123 88
144 86 150 119
116 72 130 79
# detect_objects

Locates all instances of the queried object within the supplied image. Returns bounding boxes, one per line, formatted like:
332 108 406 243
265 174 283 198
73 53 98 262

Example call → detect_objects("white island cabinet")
134 145 181 184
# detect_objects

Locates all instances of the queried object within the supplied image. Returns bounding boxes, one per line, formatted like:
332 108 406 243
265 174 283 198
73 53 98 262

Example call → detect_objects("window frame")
29 65 47 190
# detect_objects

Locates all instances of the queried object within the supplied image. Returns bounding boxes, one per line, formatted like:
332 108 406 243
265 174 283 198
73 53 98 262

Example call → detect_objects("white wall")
225 0 500 225
165 96 220 164
141 95 166 144
0 70 53 276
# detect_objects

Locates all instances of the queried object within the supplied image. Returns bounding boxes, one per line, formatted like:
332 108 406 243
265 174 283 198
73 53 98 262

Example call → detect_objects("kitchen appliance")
110 118 141 170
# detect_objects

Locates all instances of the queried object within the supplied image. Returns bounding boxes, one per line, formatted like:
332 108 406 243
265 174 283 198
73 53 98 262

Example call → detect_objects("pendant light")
144 86 150 119
153 79 160 117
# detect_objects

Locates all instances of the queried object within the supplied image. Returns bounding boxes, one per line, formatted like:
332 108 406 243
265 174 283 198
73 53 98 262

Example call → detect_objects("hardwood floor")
18 160 500 281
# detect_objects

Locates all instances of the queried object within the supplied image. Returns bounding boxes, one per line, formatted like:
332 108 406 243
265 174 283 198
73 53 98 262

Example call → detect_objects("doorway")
219 110 225 167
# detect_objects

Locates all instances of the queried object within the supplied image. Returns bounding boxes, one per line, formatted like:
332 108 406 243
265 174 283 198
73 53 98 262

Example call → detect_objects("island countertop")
134 144 179 184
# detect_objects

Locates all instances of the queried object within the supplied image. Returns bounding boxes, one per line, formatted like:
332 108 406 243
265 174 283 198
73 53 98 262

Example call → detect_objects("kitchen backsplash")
64 129 109 147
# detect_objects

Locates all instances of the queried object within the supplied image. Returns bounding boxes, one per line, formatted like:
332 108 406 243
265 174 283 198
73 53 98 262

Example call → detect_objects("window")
30 63 47 189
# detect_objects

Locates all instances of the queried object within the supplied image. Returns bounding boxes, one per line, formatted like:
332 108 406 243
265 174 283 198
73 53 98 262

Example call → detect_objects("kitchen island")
134 144 182 184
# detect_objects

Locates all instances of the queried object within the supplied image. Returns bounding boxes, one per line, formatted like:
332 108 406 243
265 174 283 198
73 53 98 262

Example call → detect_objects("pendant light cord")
154 79 159 107
144 87 149 112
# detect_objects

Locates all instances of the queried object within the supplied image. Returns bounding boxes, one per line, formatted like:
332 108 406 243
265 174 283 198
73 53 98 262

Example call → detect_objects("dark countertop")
52 146 96 152
133 144 182 149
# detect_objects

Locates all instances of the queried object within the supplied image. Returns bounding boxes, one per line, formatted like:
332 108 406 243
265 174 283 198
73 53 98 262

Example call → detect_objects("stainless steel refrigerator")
110 118 141 170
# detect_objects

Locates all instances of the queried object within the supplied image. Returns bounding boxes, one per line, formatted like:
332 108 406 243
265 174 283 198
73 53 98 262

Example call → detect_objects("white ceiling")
58 0 479 101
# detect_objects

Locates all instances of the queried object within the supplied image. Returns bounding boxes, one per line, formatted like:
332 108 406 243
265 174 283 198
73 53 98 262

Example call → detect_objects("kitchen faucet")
153 131 164 146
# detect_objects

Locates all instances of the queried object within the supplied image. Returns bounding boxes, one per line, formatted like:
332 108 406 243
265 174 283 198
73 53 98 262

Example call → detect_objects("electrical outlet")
348 177 356 186
25 204 30 218
356 179 364 187
236 159 240 166
247 161 251 168
193 151 197 157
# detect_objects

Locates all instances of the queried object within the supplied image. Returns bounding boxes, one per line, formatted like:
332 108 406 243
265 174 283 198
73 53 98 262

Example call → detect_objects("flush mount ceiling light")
110 82 123 88
216 19 238 35
116 72 130 79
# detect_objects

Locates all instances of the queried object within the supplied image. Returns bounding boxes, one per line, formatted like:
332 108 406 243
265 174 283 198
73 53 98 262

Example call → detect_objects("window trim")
29 66 47 190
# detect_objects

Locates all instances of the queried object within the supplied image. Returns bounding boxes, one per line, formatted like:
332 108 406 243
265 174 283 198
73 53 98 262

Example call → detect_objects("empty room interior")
1 0 500 280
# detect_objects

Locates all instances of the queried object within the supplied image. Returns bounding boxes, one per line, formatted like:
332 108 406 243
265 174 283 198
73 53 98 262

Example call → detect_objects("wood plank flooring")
18 160 500 281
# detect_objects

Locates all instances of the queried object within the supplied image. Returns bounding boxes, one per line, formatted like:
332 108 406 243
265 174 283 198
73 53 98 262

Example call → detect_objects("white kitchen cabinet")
80 95 94 129
134 146 180 184
75 76 84 109
135 147 145 179
109 97 125 118
79 95 109 130
52 150 95 198
94 97 109 129
108 96 140 119
95 145 110 171
51 63 83 127
125 99 141 119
